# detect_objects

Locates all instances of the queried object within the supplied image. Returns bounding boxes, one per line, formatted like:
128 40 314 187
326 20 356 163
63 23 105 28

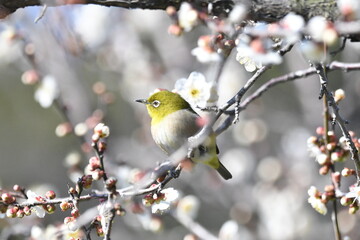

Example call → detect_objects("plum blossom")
280 13 305 44
191 35 221 63
236 34 281 72
23 190 46 218
228 4 247 24
307 186 327 215
178 2 199 32
236 51 262 72
307 16 338 45
176 195 200 219
174 72 218 108
150 188 179 214
219 220 241 240
34 75 59 108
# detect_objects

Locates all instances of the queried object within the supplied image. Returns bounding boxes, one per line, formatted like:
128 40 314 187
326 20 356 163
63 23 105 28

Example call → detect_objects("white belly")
151 110 199 155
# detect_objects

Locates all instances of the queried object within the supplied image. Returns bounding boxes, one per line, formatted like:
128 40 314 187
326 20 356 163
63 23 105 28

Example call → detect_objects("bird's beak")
135 99 150 104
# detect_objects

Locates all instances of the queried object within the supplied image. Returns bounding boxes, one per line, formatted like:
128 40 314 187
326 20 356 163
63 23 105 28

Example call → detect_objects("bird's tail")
217 161 232 180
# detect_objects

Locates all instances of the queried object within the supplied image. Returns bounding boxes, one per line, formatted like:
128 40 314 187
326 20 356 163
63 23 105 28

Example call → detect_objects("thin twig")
315 64 360 185
171 212 218 240
214 61 360 136
319 71 341 240
34 4 47 23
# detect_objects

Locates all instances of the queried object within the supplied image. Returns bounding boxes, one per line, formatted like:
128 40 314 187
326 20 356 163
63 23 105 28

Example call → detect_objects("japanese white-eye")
136 90 232 180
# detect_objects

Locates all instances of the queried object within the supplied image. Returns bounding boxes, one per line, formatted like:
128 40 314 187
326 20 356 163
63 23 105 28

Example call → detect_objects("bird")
136 90 232 180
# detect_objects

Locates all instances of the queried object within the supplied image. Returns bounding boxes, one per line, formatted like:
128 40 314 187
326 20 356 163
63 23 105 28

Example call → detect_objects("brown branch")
1 0 342 23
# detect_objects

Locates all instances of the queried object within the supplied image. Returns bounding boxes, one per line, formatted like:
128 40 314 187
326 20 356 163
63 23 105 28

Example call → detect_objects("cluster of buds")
92 123 110 143
63 206 82 231
307 127 353 175
87 156 104 181
2 188 59 219
307 186 330 215
142 189 166 207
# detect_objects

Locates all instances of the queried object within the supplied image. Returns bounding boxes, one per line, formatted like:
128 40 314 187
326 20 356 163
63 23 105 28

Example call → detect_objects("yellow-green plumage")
136 90 232 180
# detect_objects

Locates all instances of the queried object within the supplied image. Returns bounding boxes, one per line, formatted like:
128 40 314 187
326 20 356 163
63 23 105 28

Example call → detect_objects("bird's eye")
152 100 161 108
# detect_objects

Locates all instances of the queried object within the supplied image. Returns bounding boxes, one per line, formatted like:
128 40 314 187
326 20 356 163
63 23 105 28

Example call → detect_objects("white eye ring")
152 100 161 108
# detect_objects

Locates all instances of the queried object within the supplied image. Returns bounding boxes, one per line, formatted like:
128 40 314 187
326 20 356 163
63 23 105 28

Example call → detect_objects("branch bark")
1 0 340 23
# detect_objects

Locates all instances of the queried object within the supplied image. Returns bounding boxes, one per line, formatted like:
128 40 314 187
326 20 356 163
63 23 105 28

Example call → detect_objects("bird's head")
136 90 192 123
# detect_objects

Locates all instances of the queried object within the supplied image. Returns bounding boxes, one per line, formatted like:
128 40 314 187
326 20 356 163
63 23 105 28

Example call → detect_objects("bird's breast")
151 110 199 155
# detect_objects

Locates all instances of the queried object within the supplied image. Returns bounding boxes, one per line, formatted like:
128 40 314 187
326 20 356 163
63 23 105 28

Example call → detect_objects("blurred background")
0 4 360 240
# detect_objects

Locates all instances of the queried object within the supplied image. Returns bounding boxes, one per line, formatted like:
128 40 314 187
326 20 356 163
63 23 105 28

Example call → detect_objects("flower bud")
324 185 334 192
349 204 359 214
91 169 104 181
334 89 345 103
69 187 77 195
16 209 25 218
45 204 56 214
13 184 22 192
94 123 110 138
1 193 15 204
319 165 330 175
89 156 101 170
307 136 318 144
342 168 355 177
64 216 74 224
6 207 18 218
45 190 56 199
340 196 352 206
23 206 31 216
105 177 117 190
316 127 325 135
60 201 71 211
71 208 80 218
317 154 329 165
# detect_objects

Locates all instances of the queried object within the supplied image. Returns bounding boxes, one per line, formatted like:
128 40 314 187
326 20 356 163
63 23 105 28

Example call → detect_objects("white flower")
345 186 360 202
178 2 199 31
307 186 327 215
191 47 221 63
307 16 338 45
24 190 46 218
151 188 179 214
337 0 360 20
218 220 240 240
174 72 218 108
229 4 247 24
280 13 305 44
191 35 221 64
34 75 59 108
94 123 110 138
176 195 200 219
281 13 305 32
236 51 261 72
74 5 111 48
236 36 281 71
